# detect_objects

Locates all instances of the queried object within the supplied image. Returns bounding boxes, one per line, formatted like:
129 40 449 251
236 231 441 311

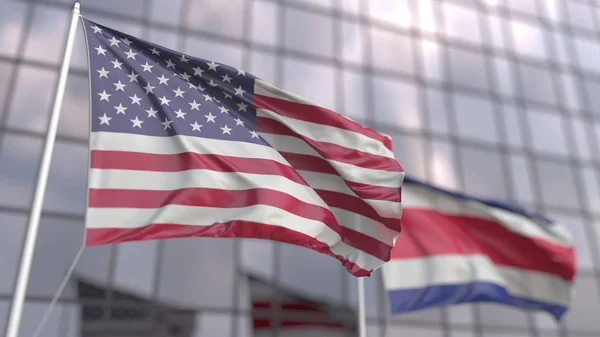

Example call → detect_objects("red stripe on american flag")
253 94 393 151
256 117 401 172
89 188 392 260
86 222 371 277
91 150 400 231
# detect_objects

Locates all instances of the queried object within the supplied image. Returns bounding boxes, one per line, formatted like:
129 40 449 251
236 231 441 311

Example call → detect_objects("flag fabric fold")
80 18 404 277
382 176 576 320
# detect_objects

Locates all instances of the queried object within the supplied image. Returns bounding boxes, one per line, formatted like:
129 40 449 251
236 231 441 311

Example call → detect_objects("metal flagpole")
357 277 367 337
5 2 81 337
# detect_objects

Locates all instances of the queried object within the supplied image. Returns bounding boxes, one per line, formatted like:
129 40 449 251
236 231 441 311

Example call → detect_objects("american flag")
82 18 404 277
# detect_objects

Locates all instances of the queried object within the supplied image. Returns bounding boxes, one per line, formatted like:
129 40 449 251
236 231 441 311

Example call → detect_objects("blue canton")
83 18 266 146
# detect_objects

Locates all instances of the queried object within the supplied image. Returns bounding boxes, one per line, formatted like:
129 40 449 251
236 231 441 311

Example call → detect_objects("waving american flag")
81 18 404 277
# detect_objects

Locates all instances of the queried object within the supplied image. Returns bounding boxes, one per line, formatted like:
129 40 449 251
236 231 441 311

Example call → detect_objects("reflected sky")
1 0 600 336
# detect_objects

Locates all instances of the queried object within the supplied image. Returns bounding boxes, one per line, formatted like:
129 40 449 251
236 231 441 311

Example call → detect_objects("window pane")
389 133 427 181
574 36 600 74
449 46 490 91
18 302 64 337
149 0 182 24
392 307 443 324
249 50 276 84
454 93 499 144
341 69 368 122
6 65 57 133
479 303 529 328
518 64 557 106
43 140 87 213
0 213 26 294
23 6 69 64
570 118 593 161
583 79 600 117
85 0 145 18
510 19 548 60
508 154 535 204
430 140 460 190
372 76 421 130
502 105 525 148
0 134 43 208
443 2 482 44
158 238 236 308
370 27 415 76
535 160 579 210
560 72 583 113
427 88 450 135
564 275 600 331
369 0 413 29
113 240 159 297
186 0 246 38
566 2 595 32
460 146 508 199
288 0 333 9
282 57 336 110
506 0 538 17
418 0 438 34
250 0 278 47
580 166 600 214
241 239 274 278
487 14 506 51
339 20 363 65
527 108 568 156
190 313 233 337
447 304 475 326
0 0 27 57
388 325 445 337
0 61 12 122
421 39 445 82
284 8 333 59
493 57 515 99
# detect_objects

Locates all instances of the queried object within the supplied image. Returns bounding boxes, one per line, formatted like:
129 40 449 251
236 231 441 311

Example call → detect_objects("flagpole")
5 3 80 337
357 277 367 337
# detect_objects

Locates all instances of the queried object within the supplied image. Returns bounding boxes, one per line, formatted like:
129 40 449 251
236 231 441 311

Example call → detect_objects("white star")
131 116 144 128
218 106 229 114
173 87 185 98
204 112 216 123
197 84 206 91
237 102 248 111
193 66 204 76
190 121 202 131
98 90 111 101
108 36 121 47
203 94 213 102
111 59 123 69
98 113 111 125
223 93 232 99
250 130 260 138
95 45 107 55
179 54 190 63
165 59 176 68
207 61 219 71
159 96 171 106
174 109 187 119
129 94 142 105
189 100 201 110
220 124 232 135
234 118 245 126
141 62 154 72
124 49 138 59
237 68 246 76
122 37 133 45
143 83 155 95
161 118 173 130
113 80 126 91
127 71 139 82
234 86 246 97
91 25 103 34
157 74 169 85
188 82 198 90
221 74 232 83
181 72 191 81
150 47 161 55
97 67 110 78
114 103 127 114
146 106 158 118
208 80 218 87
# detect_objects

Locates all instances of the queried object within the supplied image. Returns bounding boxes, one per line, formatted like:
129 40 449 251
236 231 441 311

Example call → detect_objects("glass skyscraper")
1 0 599 336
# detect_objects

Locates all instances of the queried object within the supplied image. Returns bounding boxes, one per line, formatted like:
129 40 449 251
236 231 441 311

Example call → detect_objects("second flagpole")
4 3 81 337
357 277 367 337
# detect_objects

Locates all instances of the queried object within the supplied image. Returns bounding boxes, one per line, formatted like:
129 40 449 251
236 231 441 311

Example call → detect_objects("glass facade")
1 0 599 335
